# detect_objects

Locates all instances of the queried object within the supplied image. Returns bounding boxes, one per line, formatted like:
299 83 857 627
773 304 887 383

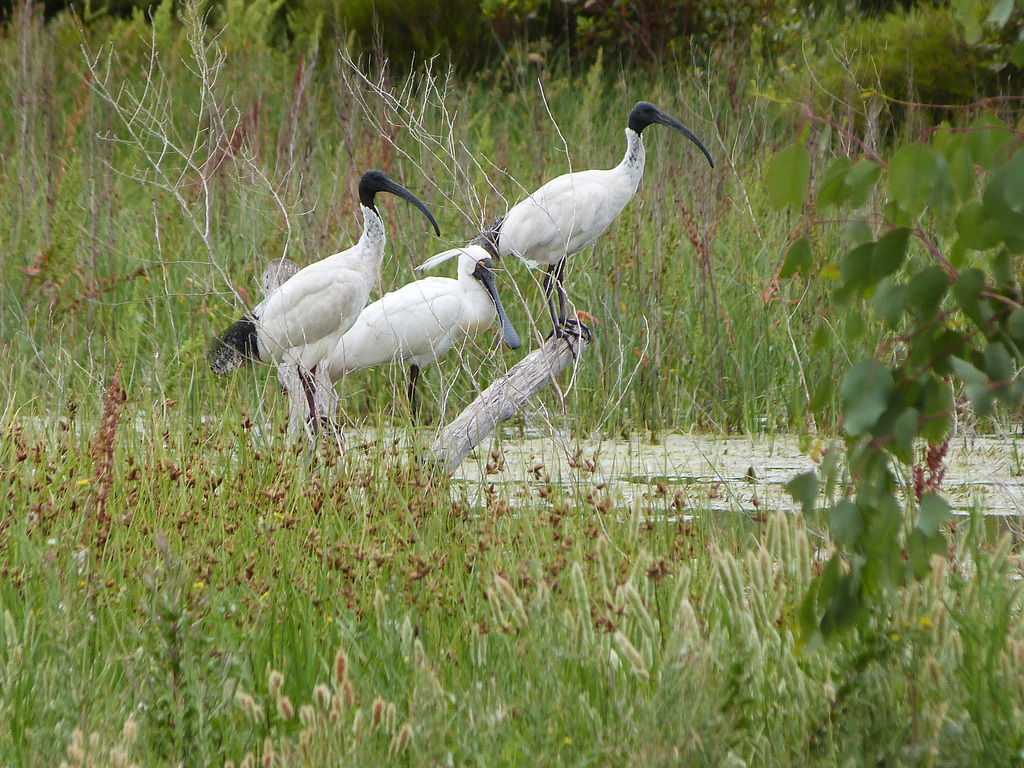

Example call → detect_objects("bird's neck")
350 204 387 281
618 128 646 176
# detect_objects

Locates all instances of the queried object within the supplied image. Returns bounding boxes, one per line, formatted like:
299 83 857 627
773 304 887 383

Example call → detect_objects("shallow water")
448 429 1024 525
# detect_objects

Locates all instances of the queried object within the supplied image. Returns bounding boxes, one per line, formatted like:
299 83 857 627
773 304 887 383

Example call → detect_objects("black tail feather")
210 317 259 374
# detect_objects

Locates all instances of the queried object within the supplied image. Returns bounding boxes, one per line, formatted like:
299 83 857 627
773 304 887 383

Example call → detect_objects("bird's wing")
256 264 369 363
328 279 464 377
501 169 627 264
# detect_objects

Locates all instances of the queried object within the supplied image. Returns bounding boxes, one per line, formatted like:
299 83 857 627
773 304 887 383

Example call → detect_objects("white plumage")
422 102 713 336
322 244 521 417
210 170 440 435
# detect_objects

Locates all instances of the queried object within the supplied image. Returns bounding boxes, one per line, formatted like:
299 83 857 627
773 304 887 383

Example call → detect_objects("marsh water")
442 429 1024 527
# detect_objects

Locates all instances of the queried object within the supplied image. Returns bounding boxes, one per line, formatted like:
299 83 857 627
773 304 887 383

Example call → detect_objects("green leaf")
950 356 994 417
830 499 862 549
953 268 991 328
785 471 819 516
1006 307 1024 342
873 278 907 326
984 341 1014 383
888 144 945 218
780 237 812 279
845 159 883 208
871 228 911 278
839 241 876 296
967 115 1011 166
988 0 1015 28
1001 153 1024 215
841 359 896 436
917 492 953 536
956 201 1003 250
811 322 832 351
816 156 853 209
766 142 811 210
945 144 975 203
799 582 820 640
918 376 954 443
845 218 875 244
892 408 919 464
930 330 970 376
905 266 949 319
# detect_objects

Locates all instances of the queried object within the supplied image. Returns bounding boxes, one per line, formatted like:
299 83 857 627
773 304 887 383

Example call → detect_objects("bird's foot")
547 317 591 357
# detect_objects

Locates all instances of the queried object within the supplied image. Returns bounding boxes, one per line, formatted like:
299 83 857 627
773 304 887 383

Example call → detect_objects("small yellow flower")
564 736 573 746
919 617 933 629
77 478 91 487
194 580 206 590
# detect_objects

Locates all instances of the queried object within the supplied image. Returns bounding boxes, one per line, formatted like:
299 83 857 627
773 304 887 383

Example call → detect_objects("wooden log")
429 331 590 473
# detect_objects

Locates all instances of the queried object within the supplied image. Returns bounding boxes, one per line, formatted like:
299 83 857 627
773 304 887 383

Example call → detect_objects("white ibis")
322 243 521 419
210 170 440 434
422 102 713 337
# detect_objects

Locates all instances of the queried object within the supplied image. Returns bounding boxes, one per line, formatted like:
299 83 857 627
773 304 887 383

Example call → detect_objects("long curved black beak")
658 112 714 169
473 258 521 350
360 170 441 236
635 103 714 169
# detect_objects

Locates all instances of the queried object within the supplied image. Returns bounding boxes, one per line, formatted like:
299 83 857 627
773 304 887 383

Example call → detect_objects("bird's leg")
543 264 561 336
299 365 320 435
554 257 570 327
407 364 421 421
547 257 590 345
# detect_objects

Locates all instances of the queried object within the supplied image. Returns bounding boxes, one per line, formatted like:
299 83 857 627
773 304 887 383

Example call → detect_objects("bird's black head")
358 170 441 236
627 102 714 169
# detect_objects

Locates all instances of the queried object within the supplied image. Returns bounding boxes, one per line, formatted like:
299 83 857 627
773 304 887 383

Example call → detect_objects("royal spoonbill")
322 243 521 419
209 169 441 434
423 102 713 337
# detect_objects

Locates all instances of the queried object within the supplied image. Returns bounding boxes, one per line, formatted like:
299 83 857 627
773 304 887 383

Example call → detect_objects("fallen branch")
429 332 590 473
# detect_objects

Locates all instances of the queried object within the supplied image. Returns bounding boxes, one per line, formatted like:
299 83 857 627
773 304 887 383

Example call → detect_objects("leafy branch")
769 109 1024 635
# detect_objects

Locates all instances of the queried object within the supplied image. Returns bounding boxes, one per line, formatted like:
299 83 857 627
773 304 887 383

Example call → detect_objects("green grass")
2 3 1024 766
3 407 1024 765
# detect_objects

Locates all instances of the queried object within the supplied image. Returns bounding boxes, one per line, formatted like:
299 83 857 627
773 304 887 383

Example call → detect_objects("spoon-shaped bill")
473 258 522 350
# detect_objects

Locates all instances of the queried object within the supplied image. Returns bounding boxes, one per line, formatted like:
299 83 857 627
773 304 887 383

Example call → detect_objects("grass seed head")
493 573 528 625
268 669 284 699
389 722 413 757
235 689 261 723
66 737 85 766
314 683 332 711
277 694 294 720
333 647 349 686
352 708 364 736
371 696 385 729
109 745 128 768
122 718 137 746
341 678 356 708
613 630 649 680
262 737 275 768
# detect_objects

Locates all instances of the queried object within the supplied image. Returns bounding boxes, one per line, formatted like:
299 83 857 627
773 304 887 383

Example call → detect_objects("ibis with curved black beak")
422 102 713 338
210 170 440 434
